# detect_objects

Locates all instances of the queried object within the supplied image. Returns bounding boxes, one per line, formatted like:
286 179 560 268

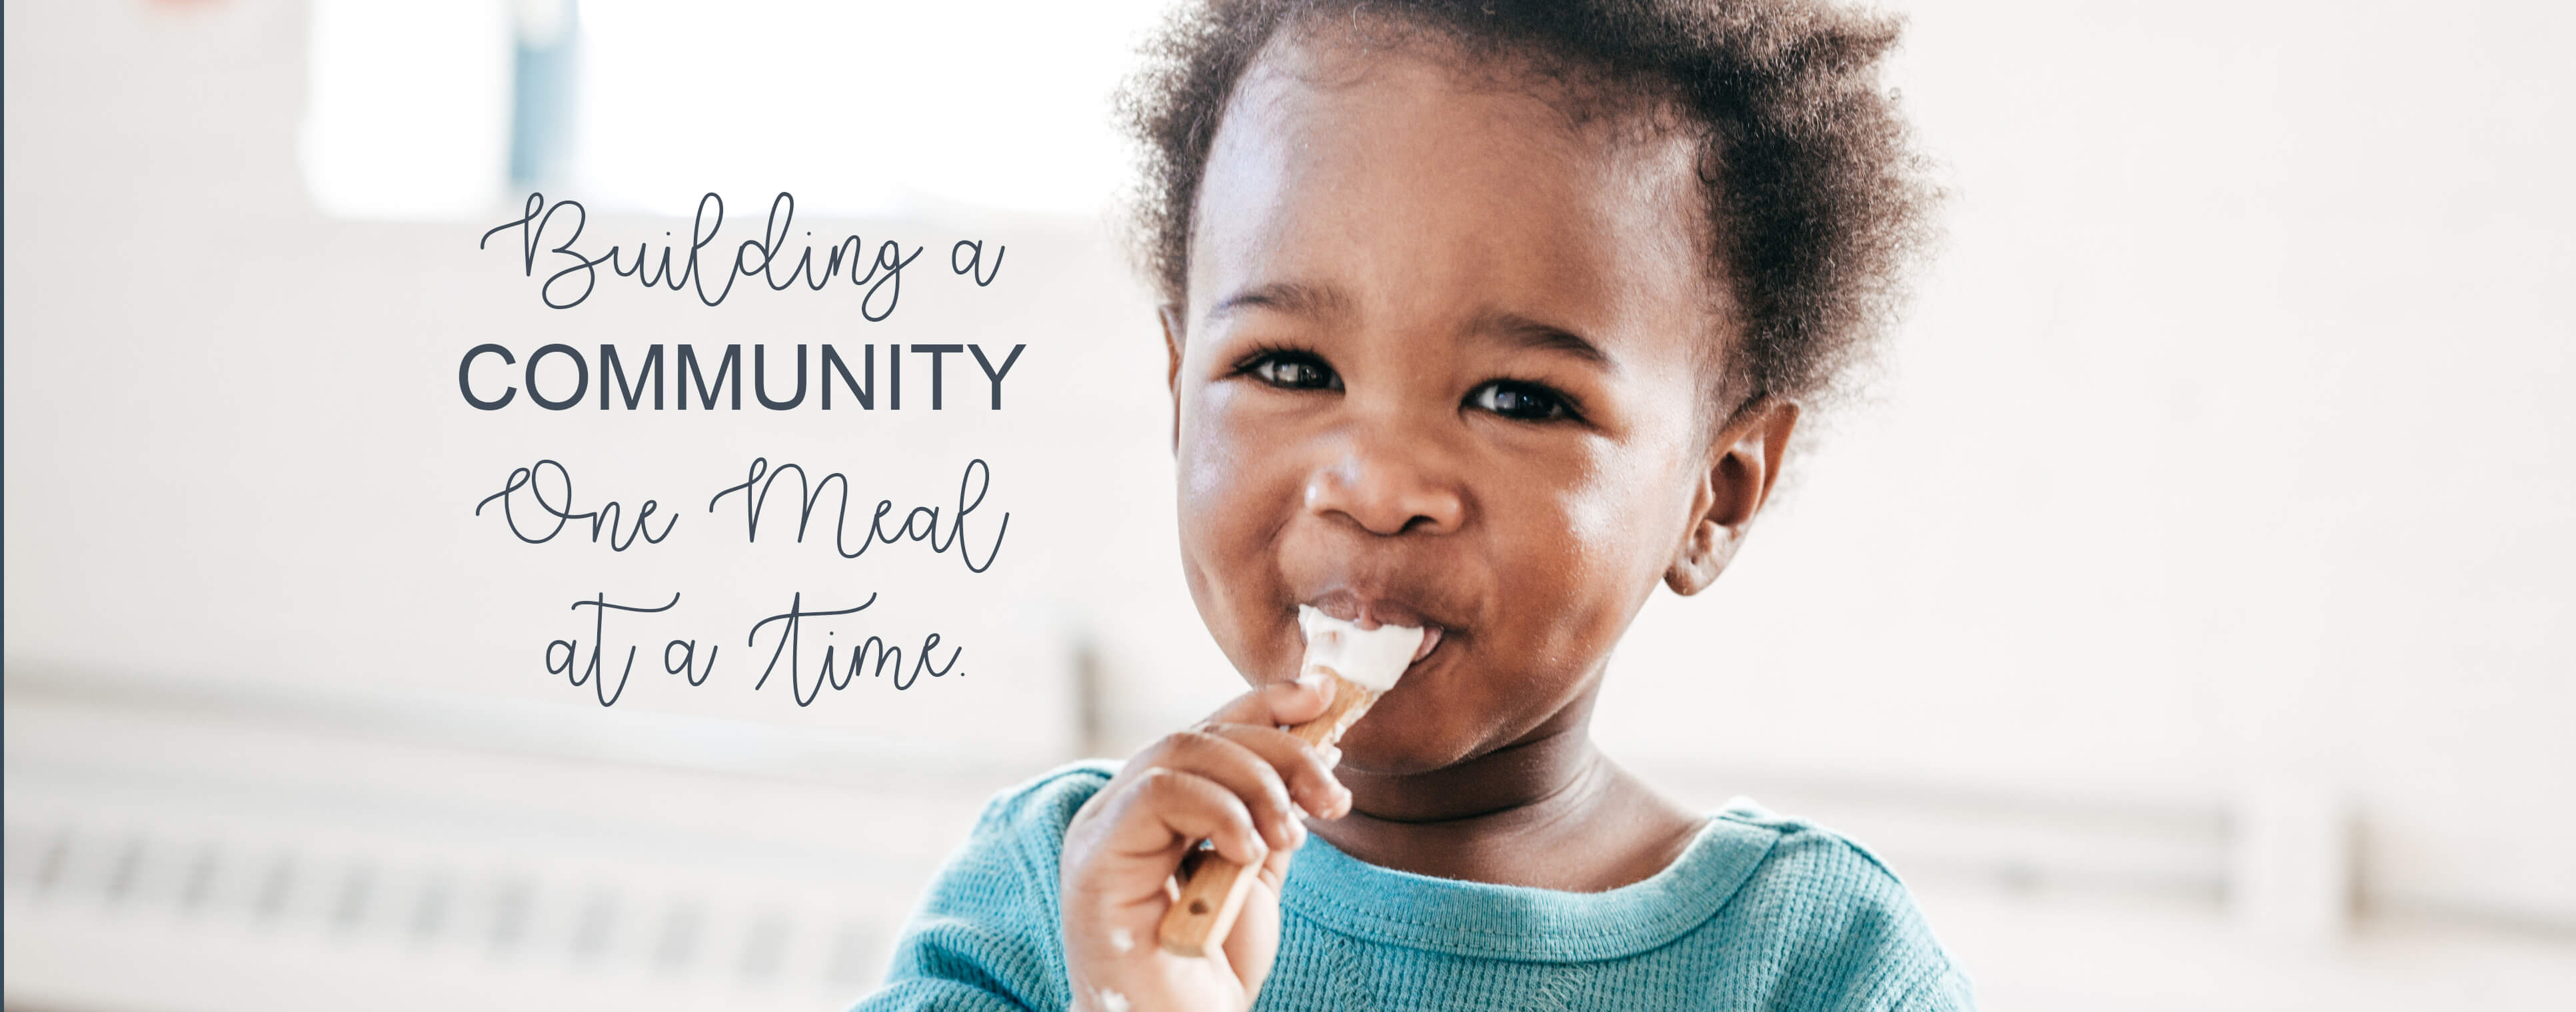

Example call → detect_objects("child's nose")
1302 438 1466 536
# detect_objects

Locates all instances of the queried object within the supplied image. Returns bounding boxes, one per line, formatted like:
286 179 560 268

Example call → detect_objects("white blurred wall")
5 1 2572 1009
1605 0 2576 929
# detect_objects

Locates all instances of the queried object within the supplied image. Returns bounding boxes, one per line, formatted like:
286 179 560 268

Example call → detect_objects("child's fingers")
1192 722 1350 819
1222 841 1300 1001
1095 766 1270 867
1148 729 1310 849
1200 674 1337 730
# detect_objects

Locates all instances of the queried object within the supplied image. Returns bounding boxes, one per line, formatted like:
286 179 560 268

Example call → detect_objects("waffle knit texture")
853 761 1973 1012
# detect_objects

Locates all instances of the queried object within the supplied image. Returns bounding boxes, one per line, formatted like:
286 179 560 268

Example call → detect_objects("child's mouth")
1408 625 1445 664
1302 594 1448 666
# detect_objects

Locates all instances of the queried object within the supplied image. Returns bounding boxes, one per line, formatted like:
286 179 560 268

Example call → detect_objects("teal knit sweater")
855 761 1973 1011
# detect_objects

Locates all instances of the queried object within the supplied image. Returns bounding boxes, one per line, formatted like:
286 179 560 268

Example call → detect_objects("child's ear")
1158 302 1187 451
1666 398 1800 595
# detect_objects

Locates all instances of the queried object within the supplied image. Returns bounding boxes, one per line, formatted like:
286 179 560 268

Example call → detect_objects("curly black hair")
1118 0 1935 415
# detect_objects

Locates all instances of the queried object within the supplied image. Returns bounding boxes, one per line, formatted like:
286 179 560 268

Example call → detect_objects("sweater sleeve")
851 762 1118 1012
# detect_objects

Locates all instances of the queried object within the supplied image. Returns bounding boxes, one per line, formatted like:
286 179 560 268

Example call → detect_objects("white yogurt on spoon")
1297 605 1428 692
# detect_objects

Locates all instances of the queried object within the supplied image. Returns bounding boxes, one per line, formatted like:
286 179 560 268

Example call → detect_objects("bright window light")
302 0 1178 221
299 0 513 221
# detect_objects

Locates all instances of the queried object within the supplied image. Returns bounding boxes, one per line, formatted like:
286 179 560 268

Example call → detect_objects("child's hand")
1060 677 1354 1012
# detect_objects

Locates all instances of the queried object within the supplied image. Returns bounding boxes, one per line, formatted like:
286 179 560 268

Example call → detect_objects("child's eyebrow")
1206 283 1612 370
1473 312 1614 370
1206 280 1351 325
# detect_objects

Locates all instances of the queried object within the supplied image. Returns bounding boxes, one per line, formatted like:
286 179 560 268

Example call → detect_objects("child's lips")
1409 624 1446 663
1303 592 1450 664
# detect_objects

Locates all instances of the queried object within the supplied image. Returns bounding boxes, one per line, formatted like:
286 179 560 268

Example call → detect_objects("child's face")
1168 38 1774 773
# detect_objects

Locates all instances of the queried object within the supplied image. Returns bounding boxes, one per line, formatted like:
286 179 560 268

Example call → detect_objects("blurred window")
301 0 1174 221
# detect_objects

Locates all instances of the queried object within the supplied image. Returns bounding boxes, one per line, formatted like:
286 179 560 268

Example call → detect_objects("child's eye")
1238 348 1342 391
1466 380 1576 422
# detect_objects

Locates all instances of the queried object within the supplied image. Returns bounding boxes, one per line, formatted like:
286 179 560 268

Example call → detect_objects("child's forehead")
1190 39 1718 336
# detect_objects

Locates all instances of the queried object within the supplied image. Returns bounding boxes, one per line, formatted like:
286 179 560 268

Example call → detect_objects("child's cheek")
1492 441 1690 657
1174 382 1304 675
1176 382 1255 506
1176 381 1300 529
1561 458 1668 570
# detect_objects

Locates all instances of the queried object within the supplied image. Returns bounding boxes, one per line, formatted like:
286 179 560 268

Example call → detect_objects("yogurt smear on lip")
1297 604 1428 692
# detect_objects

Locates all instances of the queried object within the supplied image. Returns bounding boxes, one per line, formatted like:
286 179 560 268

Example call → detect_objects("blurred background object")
299 0 1172 221
5 1 2572 1010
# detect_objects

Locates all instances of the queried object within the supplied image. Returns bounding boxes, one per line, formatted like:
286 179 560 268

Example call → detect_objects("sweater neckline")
1277 802 1781 962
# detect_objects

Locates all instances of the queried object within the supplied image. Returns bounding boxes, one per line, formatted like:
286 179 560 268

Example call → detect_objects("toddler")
859 0 1961 1008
